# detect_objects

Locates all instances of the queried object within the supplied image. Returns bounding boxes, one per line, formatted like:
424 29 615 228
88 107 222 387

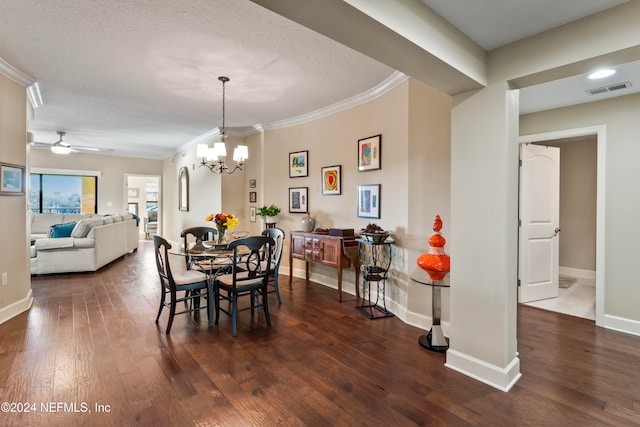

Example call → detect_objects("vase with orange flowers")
205 212 240 244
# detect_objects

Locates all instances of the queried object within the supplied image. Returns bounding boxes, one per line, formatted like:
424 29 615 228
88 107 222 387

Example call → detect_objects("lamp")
197 76 248 174
51 131 71 155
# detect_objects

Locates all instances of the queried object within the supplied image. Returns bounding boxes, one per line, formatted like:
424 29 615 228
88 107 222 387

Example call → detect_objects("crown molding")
0 58 36 87
258 71 407 132
177 128 220 154
175 71 408 155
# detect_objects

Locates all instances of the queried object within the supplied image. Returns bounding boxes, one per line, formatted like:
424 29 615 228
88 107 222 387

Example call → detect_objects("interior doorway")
518 126 605 325
525 136 596 320
126 174 161 240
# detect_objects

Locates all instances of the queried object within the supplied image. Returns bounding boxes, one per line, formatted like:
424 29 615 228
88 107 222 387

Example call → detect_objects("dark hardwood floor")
1 240 639 426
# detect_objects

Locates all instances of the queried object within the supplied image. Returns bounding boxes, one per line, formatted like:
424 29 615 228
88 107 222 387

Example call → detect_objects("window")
30 173 98 214
146 182 158 213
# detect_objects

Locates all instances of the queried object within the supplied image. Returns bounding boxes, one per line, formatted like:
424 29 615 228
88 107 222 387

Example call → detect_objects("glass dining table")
170 240 241 278
169 241 249 326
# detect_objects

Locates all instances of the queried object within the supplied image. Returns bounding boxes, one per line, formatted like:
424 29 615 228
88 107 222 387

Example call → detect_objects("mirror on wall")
178 167 189 212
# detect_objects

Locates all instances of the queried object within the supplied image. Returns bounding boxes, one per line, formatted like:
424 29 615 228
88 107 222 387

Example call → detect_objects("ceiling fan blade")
30 141 99 152
72 146 100 152
30 141 53 149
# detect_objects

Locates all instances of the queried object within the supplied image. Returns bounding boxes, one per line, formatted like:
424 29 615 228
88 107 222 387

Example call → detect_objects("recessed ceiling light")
588 69 616 80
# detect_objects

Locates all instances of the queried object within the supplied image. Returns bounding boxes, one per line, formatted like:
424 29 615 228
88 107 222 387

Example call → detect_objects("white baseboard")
445 350 522 392
603 314 640 336
559 266 595 280
290 266 452 333
0 290 33 325
405 309 450 337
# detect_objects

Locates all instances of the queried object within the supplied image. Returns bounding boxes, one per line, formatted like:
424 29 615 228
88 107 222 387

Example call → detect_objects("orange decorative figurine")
417 215 450 280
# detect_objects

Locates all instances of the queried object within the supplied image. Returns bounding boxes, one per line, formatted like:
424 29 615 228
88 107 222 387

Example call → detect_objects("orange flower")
206 212 239 230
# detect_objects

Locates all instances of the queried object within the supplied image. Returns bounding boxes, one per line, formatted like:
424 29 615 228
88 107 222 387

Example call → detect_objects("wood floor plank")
1 240 639 426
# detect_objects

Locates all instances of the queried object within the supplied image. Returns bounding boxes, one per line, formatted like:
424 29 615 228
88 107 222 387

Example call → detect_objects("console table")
289 231 359 302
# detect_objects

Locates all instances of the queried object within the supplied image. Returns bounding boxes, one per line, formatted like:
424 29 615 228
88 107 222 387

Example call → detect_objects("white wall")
448 83 521 391
405 79 452 322
541 137 597 272
161 78 453 333
161 145 223 243
521 93 640 323
0 72 31 323
30 150 162 215
445 1 640 390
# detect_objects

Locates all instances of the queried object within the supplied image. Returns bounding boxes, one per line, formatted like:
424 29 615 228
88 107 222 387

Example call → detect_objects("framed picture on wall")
289 187 308 213
127 187 139 198
249 191 257 203
358 134 381 172
321 165 341 195
289 150 308 178
0 162 25 195
250 206 256 222
357 184 381 218
249 179 257 188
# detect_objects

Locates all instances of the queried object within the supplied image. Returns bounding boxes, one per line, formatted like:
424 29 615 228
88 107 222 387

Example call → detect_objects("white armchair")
144 210 158 238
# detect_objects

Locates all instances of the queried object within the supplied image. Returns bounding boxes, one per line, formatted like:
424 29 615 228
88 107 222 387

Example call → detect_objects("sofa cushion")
48 222 77 238
35 237 75 250
31 213 64 234
111 215 122 222
71 218 105 238
62 214 97 223
73 237 95 248
47 223 60 238
103 216 114 224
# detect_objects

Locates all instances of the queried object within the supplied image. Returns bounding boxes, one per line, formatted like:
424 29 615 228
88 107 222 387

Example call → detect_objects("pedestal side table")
410 269 450 352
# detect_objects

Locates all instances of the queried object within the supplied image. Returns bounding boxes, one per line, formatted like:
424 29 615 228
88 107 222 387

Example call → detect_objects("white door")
518 144 560 303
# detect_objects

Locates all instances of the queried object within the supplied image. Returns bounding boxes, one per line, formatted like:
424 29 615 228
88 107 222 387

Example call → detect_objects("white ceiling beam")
250 0 486 95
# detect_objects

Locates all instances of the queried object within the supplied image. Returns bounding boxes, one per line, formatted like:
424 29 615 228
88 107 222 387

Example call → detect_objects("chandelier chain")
219 76 229 139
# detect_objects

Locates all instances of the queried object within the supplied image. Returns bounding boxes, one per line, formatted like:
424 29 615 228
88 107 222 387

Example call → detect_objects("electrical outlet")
1 273 7 286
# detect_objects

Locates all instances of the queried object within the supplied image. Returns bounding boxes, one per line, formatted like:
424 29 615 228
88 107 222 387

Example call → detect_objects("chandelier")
197 76 248 174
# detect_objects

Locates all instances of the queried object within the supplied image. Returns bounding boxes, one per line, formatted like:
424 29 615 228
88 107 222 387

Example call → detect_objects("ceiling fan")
30 131 100 154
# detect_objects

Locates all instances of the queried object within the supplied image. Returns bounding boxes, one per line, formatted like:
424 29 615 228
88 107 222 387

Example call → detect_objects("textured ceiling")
0 0 395 158
0 0 634 159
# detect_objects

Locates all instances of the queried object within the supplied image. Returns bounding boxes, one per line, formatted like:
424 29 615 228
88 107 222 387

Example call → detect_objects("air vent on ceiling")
586 81 632 95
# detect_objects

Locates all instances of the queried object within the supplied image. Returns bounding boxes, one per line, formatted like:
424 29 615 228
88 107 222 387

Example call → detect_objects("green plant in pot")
257 204 281 223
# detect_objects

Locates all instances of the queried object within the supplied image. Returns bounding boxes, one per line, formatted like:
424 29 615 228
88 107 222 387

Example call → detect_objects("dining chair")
261 227 285 304
180 226 218 270
215 236 274 337
153 235 212 334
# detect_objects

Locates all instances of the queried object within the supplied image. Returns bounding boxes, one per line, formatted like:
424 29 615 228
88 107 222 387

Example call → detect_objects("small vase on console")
417 215 450 281
301 213 315 232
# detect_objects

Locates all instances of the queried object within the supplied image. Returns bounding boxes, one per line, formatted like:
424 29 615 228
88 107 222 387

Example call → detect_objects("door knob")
553 227 561 237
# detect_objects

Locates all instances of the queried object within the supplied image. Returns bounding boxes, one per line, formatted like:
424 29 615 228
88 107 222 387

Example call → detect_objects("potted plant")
257 204 281 224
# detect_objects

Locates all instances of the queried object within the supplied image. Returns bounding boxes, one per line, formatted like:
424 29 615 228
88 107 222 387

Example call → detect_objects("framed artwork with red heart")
321 165 341 196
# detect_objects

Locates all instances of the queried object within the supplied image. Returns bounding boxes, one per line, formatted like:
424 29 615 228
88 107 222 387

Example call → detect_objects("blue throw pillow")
49 222 77 238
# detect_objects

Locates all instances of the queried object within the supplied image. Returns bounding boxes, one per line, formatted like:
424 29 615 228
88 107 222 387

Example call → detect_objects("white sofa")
30 213 139 275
